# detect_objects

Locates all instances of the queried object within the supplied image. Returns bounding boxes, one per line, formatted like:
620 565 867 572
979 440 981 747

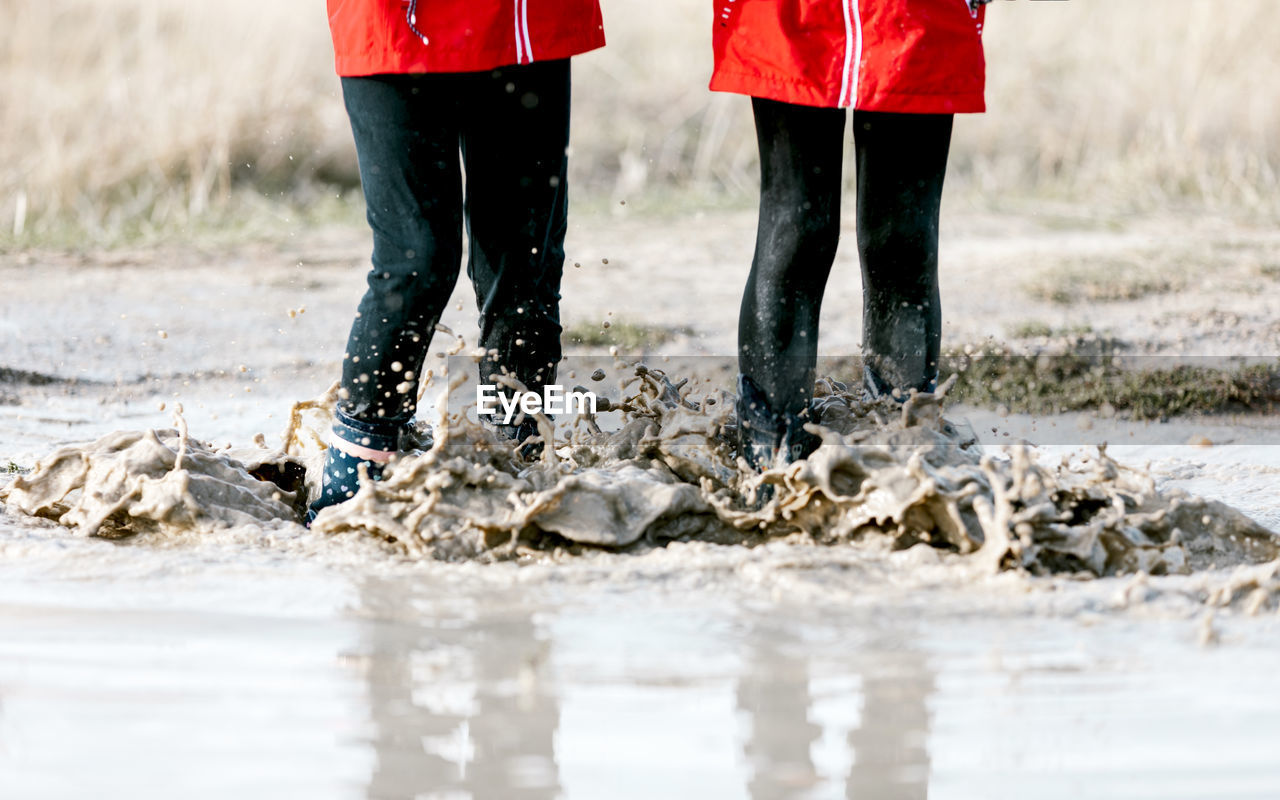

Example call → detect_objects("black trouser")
739 98 953 416
337 60 571 436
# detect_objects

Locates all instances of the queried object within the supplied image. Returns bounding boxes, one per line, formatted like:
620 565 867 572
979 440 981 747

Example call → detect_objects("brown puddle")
4 361 1278 582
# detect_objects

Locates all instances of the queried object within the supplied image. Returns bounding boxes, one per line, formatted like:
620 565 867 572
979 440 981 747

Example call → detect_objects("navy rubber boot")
305 446 387 526
305 413 400 527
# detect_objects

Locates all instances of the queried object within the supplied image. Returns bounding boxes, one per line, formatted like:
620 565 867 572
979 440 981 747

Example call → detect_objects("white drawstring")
405 0 428 44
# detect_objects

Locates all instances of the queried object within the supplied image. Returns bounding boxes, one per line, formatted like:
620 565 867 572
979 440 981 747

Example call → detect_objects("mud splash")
1 412 304 537
5 362 1275 579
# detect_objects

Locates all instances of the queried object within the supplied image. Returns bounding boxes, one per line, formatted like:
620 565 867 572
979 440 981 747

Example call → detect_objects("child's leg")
739 98 845 419
310 75 465 521
459 60 571 403
737 98 844 470
853 111 953 396
339 74 465 430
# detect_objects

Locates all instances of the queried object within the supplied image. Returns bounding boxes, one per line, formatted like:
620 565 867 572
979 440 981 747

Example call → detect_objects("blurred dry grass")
3 0 1278 244
2 0 353 243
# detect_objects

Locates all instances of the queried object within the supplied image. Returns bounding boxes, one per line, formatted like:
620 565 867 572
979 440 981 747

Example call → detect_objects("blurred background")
2 0 1277 246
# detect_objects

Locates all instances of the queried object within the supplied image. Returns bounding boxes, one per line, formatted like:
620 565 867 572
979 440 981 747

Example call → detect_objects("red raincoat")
711 0 986 112
327 0 605 76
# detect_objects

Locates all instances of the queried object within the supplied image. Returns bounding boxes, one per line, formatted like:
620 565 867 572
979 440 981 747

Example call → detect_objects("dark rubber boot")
736 374 821 473
483 415 546 460
862 364 938 404
476 322 559 461
305 447 386 526
304 413 401 526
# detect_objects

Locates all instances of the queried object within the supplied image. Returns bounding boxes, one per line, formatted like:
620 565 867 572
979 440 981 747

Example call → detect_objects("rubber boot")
305 447 387 526
485 415 546 460
736 374 821 473
477 322 558 461
862 364 938 404
305 414 400 526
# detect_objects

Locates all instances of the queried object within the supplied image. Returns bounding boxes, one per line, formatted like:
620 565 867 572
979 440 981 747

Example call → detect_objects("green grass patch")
564 319 694 350
819 341 1280 419
943 345 1280 419
1007 321 1094 339
1256 261 1280 279
0 188 365 253
1022 257 1184 304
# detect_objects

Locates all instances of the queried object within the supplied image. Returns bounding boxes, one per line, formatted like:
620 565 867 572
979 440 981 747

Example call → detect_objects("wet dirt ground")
3 209 1280 798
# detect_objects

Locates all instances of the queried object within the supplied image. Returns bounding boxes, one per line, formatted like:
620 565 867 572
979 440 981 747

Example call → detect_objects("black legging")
337 60 570 432
739 98 953 416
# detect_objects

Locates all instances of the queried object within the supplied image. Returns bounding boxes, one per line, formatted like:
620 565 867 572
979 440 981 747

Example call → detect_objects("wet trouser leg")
737 99 952 468
312 65 570 519
462 60 570 399
310 73 466 521
335 61 570 435
739 98 845 420
738 100 953 416
736 98 843 470
854 110 952 396
338 73 465 434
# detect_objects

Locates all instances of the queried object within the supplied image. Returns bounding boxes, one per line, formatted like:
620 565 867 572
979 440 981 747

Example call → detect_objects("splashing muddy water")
4 363 1277 582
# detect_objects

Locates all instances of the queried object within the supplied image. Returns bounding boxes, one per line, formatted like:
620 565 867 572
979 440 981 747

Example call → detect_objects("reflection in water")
356 578 560 800
353 579 935 800
737 622 935 800
737 638 823 796
845 648 934 799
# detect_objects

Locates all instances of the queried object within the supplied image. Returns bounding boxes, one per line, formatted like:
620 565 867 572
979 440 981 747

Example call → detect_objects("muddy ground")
3 208 1280 799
